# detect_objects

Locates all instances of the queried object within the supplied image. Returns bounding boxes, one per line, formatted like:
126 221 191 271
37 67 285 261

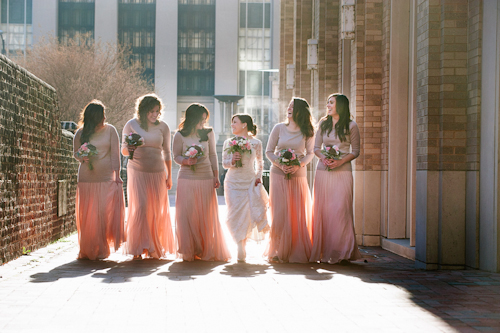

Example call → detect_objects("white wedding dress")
223 137 269 242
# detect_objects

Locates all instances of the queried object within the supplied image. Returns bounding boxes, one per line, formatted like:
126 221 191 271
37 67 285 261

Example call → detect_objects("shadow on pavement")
157 261 226 281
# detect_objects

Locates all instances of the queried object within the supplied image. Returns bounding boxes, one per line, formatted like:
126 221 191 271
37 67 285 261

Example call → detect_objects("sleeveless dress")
222 137 269 243
74 124 125 260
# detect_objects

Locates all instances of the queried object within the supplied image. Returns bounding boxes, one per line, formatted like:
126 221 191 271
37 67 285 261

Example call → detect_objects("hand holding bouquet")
321 145 342 171
224 136 252 168
184 144 205 171
76 142 98 170
277 148 301 180
124 133 144 160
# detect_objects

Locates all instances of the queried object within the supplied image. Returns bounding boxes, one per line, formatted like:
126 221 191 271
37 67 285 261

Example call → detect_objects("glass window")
58 0 95 45
1 0 33 55
177 0 215 96
118 0 156 84
240 3 270 29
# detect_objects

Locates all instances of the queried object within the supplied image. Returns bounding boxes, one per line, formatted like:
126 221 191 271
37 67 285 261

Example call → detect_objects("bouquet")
76 142 98 170
184 144 205 171
277 148 301 180
321 145 342 171
224 136 252 168
124 133 144 160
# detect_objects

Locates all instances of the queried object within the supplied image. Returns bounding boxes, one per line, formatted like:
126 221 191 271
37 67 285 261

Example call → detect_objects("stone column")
32 0 58 43
95 0 117 45
155 1 178 128
479 0 500 272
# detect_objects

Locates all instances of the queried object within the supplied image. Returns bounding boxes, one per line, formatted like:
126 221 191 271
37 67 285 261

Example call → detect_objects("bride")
222 114 269 262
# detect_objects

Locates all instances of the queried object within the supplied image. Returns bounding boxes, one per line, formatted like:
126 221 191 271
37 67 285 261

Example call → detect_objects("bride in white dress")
222 114 269 262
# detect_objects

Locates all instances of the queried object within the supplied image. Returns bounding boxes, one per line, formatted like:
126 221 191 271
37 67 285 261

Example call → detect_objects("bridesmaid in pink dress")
73 100 125 260
310 93 361 264
173 103 230 262
265 97 315 263
122 94 176 259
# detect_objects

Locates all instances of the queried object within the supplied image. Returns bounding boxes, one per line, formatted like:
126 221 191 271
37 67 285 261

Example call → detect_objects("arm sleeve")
208 130 219 174
73 130 82 162
121 121 130 157
265 124 280 163
255 140 264 179
349 122 361 159
222 139 234 169
110 126 121 172
162 123 172 161
314 121 324 154
299 134 315 166
172 132 185 166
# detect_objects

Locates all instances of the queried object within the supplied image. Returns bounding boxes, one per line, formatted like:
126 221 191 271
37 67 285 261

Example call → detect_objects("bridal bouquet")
124 133 144 160
224 136 252 168
76 142 98 170
184 144 205 171
277 148 301 180
321 145 342 171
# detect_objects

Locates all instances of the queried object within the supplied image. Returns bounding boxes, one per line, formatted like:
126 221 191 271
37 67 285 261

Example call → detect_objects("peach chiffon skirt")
176 178 231 262
125 169 176 258
310 167 361 263
265 173 312 263
76 181 125 260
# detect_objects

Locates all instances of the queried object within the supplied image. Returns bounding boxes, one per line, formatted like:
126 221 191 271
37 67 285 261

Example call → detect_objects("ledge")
381 237 415 261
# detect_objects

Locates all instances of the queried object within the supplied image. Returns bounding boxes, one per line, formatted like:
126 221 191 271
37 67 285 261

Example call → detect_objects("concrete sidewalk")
1 205 499 332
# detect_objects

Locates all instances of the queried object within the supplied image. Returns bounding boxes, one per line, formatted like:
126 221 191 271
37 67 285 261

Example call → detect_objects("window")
118 0 156 83
58 0 95 45
177 0 215 96
0 0 33 55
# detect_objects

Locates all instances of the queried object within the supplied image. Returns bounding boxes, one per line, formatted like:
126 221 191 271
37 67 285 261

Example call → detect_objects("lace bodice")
222 137 264 180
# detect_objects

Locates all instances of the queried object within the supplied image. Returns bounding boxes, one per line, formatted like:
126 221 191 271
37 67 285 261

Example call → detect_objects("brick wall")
0 54 78 264
467 0 482 171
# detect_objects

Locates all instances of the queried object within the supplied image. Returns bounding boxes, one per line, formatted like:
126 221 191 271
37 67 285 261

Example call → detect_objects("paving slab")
1 204 499 333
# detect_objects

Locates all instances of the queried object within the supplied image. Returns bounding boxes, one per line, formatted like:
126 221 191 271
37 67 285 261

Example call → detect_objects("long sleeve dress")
265 123 315 263
310 120 362 263
173 129 230 261
121 118 175 258
73 124 125 260
222 137 269 243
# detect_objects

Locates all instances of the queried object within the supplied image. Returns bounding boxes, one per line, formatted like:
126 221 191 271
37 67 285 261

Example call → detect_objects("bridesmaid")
265 97 315 263
173 103 230 262
222 114 269 262
73 100 125 260
122 94 175 259
310 93 361 264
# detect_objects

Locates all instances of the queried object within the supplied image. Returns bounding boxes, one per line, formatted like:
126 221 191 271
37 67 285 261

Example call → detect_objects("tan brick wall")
279 0 339 120
381 0 391 171
467 0 482 171
352 0 383 172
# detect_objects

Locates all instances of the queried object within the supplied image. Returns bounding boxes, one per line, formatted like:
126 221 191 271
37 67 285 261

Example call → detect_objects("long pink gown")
310 120 362 263
73 124 125 260
122 119 175 258
265 123 315 263
173 129 230 261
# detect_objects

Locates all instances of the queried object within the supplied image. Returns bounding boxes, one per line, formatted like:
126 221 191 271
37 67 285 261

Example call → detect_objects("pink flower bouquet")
224 136 252 168
184 144 205 171
277 148 301 180
321 144 342 171
76 142 98 170
124 132 144 160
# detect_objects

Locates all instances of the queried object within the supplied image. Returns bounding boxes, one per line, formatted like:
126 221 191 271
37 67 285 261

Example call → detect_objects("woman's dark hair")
78 100 105 144
320 93 352 142
289 97 314 139
135 93 163 131
232 113 257 136
178 103 212 142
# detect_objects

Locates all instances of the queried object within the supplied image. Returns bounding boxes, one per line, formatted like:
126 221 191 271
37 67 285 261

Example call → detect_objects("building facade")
26 0 280 137
281 0 500 272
